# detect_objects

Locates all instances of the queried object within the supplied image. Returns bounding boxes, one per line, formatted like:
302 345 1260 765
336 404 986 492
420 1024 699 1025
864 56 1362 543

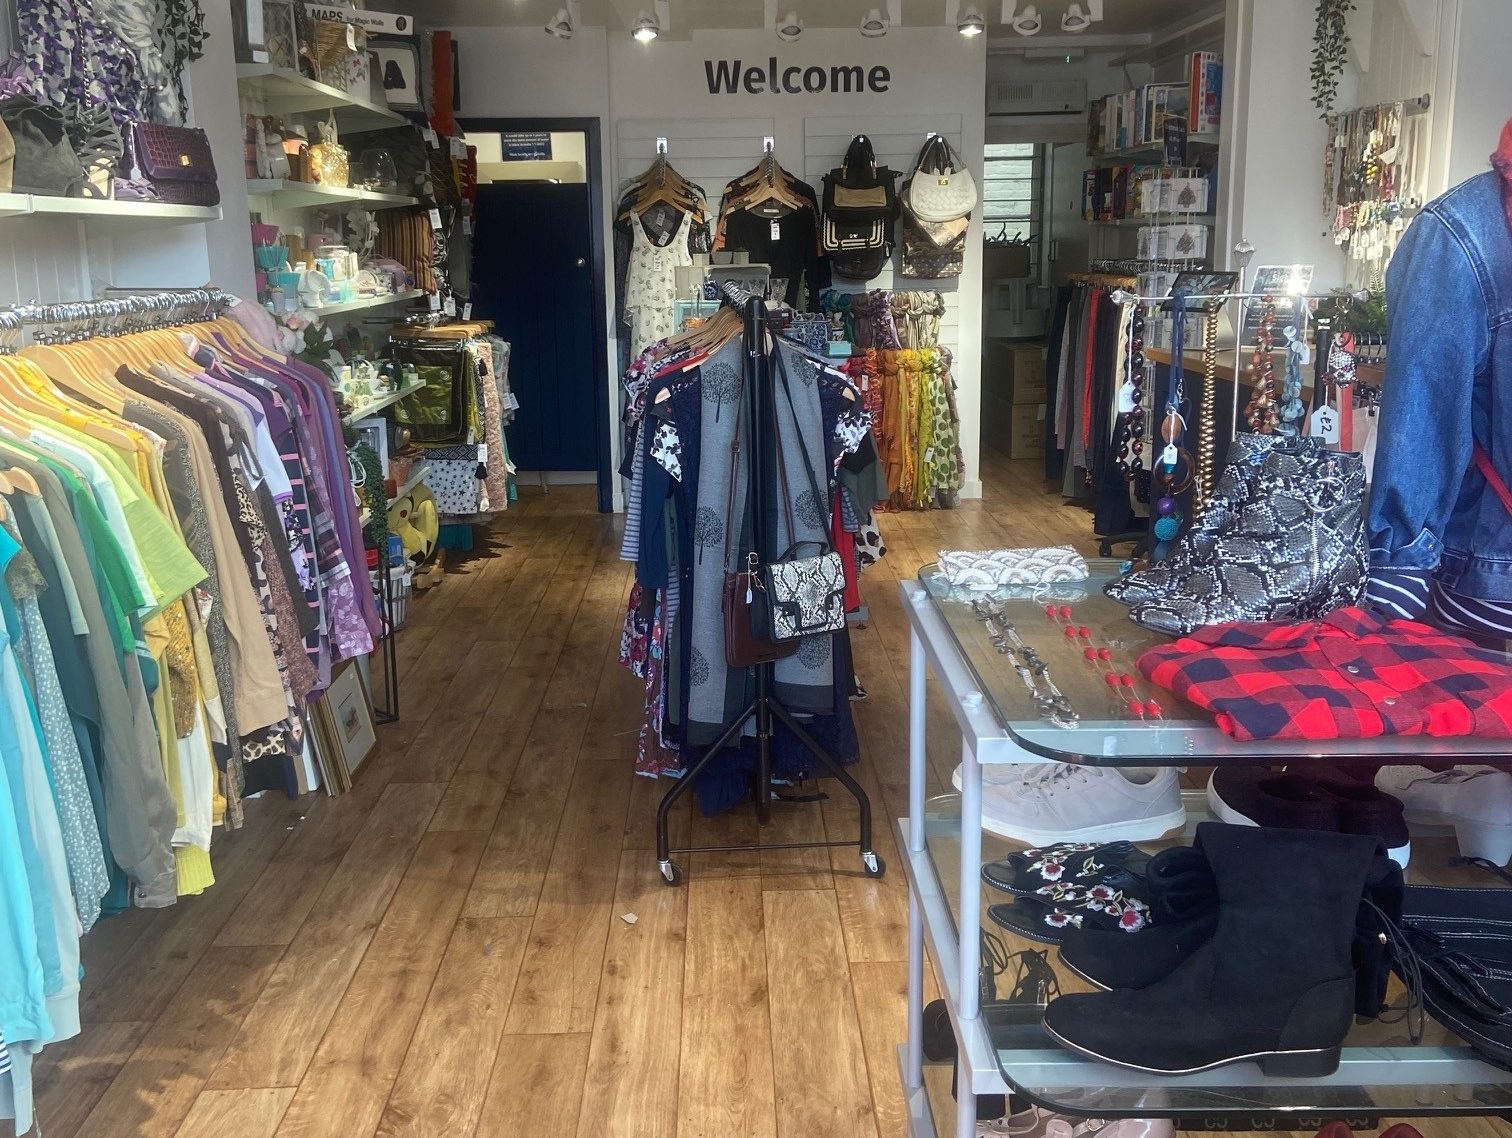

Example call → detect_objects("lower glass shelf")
905 798 1512 1121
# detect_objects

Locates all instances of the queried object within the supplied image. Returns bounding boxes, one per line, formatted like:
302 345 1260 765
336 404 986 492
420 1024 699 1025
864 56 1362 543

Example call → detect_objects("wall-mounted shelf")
0 194 222 226
1091 132 1220 162
316 289 426 321
387 463 430 504
247 180 419 210
236 63 407 133
344 377 429 424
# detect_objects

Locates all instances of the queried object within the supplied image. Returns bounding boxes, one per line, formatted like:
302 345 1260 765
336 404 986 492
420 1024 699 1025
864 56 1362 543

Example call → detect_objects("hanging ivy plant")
1311 0 1355 117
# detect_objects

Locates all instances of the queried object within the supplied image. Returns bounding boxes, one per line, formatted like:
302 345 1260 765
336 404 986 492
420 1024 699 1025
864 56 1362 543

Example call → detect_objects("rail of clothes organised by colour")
615 301 889 815
820 288 966 511
0 293 377 1133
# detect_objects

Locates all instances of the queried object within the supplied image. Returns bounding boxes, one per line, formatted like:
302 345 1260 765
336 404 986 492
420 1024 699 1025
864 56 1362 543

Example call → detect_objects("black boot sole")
1041 1020 1343 1077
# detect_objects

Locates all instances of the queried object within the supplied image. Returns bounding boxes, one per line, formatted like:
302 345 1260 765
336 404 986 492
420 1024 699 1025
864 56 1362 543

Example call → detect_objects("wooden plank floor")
21 452 1509 1138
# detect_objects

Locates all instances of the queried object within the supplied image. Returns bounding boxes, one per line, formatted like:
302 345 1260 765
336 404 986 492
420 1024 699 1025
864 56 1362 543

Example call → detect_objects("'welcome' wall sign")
704 58 892 95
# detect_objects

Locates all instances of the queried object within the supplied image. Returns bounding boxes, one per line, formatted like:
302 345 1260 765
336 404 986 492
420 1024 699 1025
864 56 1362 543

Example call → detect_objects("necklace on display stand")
1152 297 1193 559
1244 295 1279 433
1195 304 1221 508
1114 304 1149 490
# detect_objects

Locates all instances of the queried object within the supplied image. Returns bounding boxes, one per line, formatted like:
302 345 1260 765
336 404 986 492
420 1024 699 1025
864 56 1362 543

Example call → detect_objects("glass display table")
898 563 1512 1138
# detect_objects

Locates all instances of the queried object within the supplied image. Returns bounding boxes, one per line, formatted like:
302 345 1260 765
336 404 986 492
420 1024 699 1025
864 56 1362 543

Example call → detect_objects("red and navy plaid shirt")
1138 608 1512 742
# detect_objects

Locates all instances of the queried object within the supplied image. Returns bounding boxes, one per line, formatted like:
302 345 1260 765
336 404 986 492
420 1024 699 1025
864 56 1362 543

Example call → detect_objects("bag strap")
1473 442 1512 517
771 345 834 556
722 363 750 569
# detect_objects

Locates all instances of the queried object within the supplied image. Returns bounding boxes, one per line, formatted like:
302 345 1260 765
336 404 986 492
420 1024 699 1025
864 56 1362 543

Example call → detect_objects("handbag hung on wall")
822 134 899 282
130 121 220 206
908 134 977 222
754 350 847 643
720 368 800 668
899 194 967 279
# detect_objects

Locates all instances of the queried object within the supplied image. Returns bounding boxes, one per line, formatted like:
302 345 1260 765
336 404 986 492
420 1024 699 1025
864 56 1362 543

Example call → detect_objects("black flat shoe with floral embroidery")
988 875 1153 947
981 840 1151 897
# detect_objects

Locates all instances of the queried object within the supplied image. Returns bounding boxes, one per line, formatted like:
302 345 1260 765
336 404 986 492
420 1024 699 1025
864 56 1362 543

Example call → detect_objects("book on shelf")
1188 50 1222 134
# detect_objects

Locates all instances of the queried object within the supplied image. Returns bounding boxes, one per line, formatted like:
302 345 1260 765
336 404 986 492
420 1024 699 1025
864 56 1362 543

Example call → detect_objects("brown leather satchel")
130 122 220 207
720 369 798 668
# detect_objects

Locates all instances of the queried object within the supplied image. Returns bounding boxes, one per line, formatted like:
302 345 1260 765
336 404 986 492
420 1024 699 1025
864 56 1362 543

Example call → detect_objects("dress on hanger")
625 210 693 357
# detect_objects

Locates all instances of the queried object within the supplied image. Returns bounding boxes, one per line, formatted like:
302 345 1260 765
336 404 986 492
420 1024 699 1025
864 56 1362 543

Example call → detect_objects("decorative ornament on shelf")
1310 0 1355 117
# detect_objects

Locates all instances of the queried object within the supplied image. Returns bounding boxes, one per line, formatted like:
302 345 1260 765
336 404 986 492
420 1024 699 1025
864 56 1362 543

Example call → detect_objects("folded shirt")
1138 607 1512 741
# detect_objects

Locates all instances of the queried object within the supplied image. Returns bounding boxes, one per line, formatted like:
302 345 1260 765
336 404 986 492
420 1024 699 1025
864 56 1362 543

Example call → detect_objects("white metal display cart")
898 562 1512 1138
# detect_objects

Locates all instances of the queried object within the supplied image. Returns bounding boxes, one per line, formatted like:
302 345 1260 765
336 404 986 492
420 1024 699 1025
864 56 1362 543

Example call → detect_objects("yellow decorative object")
388 485 438 563
308 114 349 188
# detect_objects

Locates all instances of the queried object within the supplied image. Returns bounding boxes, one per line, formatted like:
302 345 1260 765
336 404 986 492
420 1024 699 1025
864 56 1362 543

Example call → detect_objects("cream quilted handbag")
908 135 977 223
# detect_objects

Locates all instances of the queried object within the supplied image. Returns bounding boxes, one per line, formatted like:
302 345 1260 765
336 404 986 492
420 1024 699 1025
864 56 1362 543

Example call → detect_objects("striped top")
1367 569 1512 641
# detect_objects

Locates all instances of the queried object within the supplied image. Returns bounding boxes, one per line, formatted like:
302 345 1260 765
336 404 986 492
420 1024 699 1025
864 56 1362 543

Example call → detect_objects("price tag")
860 374 869 392
449 137 466 159
462 303 472 321
651 252 664 272
462 216 473 235
345 22 357 49
422 128 439 148
1116 381 1136 414
1161 443 1178 467
427 292 441 312
769 219 781 241
428 208 443 230
443 296 456 317
477 443 488 462
1310 404 1340 444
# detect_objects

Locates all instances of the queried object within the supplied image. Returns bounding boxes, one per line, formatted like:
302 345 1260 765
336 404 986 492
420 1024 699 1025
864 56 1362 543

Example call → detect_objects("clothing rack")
1 288 237 340
654 280 883 886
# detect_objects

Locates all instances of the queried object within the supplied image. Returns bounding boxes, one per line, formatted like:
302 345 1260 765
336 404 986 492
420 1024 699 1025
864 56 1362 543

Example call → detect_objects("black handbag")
754 349 846 643
0 96 83 196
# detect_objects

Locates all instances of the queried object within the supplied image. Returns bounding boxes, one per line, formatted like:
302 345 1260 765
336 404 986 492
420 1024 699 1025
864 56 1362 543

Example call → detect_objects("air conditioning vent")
988 77 1087 116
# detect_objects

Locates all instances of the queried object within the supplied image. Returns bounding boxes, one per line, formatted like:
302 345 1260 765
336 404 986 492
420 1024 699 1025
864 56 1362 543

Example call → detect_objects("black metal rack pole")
654 284 882 886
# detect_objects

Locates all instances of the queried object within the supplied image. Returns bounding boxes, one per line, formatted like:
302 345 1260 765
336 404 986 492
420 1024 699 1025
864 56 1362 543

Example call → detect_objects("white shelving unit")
236 64 406 133
246 180 418 210
343 377 428 424
316 289 426 320
0 194 222 226
387 463 430 504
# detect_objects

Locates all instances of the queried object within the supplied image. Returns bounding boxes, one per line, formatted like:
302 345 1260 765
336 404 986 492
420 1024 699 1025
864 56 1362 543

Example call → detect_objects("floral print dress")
625 210 693 358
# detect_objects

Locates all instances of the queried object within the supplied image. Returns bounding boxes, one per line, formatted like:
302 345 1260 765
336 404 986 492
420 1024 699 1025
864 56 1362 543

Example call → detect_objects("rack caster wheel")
658 859 684 886
861 850 886 878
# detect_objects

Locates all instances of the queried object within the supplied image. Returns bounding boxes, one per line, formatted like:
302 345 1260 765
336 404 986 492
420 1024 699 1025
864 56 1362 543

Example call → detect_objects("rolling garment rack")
655 280 885 886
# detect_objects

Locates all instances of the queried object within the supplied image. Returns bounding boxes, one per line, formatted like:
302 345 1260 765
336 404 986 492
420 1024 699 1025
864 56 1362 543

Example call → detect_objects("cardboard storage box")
1009 403 1045 460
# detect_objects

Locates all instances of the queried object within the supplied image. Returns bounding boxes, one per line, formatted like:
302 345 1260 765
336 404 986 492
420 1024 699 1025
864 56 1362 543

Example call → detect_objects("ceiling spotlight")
632 9 659 41
1010 3 1042 35
776 10 803 40
544 6 574 38
1061 2 1091 31
958 3 986 35
860 7 888 36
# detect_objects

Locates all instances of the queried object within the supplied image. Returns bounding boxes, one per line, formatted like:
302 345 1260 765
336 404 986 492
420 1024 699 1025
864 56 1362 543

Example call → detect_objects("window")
982 142 1042 242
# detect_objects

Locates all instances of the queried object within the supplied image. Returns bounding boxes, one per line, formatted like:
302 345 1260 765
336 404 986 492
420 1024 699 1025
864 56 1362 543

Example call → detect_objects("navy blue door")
472 182 598 472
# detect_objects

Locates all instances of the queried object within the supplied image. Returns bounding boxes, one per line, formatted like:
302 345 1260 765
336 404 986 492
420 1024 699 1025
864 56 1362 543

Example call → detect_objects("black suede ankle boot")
1042 823 1378 1076
1058 842 1216 990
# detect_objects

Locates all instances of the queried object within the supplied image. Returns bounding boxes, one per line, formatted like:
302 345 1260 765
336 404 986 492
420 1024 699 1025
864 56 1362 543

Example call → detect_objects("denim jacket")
1367 170 1512 601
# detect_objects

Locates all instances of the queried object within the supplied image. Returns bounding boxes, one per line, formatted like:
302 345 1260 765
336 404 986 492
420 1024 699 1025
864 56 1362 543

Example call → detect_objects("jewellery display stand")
653 282 884 886
899 562 1512 1137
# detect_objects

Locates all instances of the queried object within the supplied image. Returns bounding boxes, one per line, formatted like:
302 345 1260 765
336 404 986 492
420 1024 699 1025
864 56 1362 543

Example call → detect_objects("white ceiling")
385 0 1212 39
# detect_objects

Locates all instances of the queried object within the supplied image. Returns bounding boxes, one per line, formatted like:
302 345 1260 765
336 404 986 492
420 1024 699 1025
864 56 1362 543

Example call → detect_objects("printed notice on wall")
500 133 553 161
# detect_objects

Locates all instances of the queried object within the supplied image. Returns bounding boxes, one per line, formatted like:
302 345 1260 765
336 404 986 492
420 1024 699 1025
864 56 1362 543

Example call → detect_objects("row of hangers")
617 140 709 229
723 138 810 221
0 290 286 522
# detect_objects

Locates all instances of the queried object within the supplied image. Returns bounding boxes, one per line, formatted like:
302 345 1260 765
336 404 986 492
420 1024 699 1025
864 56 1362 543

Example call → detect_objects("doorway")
460 117 614 511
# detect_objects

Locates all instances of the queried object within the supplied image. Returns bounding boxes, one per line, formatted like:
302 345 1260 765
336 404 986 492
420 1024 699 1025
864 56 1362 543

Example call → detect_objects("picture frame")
1162 270 1238 313
311 659 378 793
350 415 390 477
370 40 422 112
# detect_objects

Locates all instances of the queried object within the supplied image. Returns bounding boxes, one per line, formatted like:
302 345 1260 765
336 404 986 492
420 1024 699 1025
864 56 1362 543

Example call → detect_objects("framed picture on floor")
312 659 378 789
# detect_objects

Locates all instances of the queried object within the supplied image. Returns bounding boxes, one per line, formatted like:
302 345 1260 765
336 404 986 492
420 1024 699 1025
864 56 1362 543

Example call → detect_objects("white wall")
452 23 989 500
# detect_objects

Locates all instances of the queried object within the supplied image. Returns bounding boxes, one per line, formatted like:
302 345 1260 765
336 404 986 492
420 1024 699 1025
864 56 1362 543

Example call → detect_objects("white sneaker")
1376 765 1512 866
953 763 1062 793
1044 1120 1173 1138
978 1108 1053 1136
979 765 1185 846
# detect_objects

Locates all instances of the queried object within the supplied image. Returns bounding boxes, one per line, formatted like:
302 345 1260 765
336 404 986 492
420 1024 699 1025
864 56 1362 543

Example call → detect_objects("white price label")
428 208 443 230
427 292 441 312
1161 443 1178 467
345 22 357 49
477 444 488 462
462 216 473 235
769 220 781 241
450 137 466 159
651 252 664 272
1310 404 1341 444
423 128 439 147
462 303 472 321
443 296 456 316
